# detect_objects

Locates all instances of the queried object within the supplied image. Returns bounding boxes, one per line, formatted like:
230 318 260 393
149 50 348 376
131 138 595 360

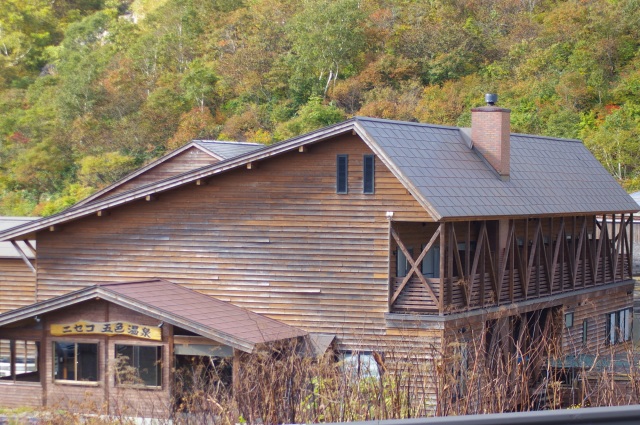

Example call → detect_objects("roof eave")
0 284 259 353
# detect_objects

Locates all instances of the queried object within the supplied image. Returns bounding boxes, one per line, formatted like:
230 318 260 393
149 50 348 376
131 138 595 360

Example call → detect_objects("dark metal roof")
355 117 639 219
0 279 307 352
194 140 263 159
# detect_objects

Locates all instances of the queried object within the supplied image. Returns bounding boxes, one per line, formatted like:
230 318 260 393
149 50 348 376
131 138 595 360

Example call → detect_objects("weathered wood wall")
94 147 220 201
35 135 435 354
0 258 36 313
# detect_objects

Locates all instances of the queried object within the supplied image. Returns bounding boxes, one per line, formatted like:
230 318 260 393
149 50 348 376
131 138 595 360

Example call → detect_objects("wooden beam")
48 225 59 232
480 224 498 304
468 222 487 307
298 146 307 153
10 240 36 274
571 218 586 289
247 162 255 170
526 220 541 296
594 215 605 283
389 227 441 308
195 179 207 186
23 240 36 256
630 214 634 280
145 195 156 202
96 210 110 217
439 222 446 314
509 220 515 303
550 219 565 293
497 221 515 301
539 219 551 295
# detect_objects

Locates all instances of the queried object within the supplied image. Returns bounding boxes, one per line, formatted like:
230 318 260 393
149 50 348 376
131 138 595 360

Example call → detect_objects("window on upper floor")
421 244 440 278
54 341 98 382
336 155 348 194
396 247 413 278
606 308 632 345
363 154 375 194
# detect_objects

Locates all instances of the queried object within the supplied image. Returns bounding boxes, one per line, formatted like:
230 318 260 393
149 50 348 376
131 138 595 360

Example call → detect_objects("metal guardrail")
323 405 640 425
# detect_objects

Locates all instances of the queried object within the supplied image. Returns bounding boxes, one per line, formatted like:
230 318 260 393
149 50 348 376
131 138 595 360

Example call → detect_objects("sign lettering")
51 321 161 341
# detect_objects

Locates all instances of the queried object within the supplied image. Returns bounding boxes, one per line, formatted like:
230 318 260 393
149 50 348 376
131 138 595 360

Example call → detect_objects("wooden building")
0 100 637 413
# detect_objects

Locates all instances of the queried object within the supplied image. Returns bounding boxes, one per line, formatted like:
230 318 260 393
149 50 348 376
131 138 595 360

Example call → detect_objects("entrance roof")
0 279 307 353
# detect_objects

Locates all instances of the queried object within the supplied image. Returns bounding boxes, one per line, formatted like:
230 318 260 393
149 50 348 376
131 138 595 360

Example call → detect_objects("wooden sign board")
51 320 161 341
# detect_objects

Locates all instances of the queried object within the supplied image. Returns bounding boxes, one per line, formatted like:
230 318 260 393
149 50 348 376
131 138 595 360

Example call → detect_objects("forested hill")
1 0 640 216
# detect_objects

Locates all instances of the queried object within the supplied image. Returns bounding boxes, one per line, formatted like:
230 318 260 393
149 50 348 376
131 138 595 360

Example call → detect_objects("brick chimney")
471 94 511 181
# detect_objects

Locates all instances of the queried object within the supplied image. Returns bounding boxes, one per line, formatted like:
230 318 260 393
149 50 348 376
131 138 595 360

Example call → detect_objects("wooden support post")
602 214 608 283
465 221 471 278
480 229 486 308
447 224 454 307
232 349 240 398
524 218 529 299
439 222 446 314
630 214 634 280
582 217 587 287
509 220 515 303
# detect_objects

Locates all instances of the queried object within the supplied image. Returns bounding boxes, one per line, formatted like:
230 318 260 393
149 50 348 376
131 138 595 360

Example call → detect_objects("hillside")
1 0 639 216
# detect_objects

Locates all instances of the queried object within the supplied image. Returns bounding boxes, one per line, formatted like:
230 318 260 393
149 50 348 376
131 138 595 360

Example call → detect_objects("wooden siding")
0 258 36 313
35 134 432 352
562 284 634 354
94 147 220 201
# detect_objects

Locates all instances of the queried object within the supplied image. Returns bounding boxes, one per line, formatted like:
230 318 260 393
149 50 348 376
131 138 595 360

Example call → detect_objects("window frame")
114 343 162 389
363 154 375 194
605 308 633 345
52 340 99 385
565 312 574 328
0 339 40 384
336 154 348 194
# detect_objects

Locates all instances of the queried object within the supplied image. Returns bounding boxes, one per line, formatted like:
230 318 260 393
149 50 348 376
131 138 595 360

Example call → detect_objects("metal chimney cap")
485 93 498 106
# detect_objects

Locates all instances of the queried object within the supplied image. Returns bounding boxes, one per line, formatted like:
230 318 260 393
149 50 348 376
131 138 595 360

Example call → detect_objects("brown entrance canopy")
0 279 307 353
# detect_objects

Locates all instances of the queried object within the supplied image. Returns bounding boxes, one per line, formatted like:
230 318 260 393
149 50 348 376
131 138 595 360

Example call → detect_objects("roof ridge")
355 116 461 131
510 132 583 143
98 278 165 287
194 140 263 146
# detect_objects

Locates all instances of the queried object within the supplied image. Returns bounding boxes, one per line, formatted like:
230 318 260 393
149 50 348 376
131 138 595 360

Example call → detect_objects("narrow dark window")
337 155 348 194
363 154 375 194
582 319 588 345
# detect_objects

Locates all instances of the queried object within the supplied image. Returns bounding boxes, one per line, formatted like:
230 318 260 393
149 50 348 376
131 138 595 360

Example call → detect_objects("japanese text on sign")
51 320 161 341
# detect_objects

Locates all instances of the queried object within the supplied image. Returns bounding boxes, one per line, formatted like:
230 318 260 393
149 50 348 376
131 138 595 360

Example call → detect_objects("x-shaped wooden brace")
390 227 441 309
